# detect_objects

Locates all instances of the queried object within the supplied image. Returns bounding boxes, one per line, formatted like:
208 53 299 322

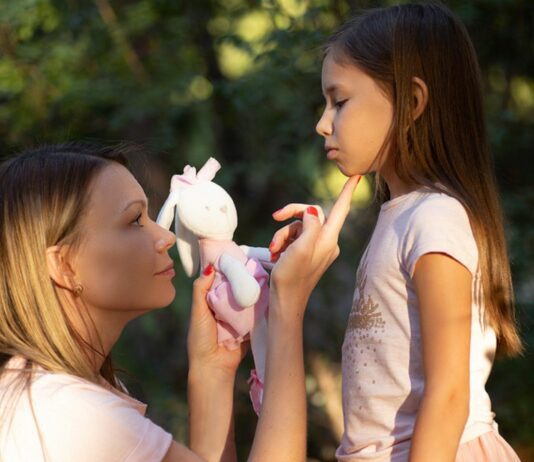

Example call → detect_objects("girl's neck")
381 166 417 200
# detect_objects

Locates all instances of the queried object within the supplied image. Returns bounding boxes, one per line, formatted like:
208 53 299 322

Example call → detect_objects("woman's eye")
334 99 348 109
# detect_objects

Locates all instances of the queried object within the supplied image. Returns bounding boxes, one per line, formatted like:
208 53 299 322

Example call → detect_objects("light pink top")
337 189 498 461
0 357 172 461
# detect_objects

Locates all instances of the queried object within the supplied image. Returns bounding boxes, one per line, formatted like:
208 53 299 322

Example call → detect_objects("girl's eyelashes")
131 212 144 227
334 99 348 109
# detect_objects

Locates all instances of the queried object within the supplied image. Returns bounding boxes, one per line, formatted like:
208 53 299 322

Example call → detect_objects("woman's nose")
316 108 333 137
155 227 176 252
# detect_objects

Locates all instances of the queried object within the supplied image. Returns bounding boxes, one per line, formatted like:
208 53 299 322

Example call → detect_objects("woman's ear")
412 76 428 121
46 245 77 291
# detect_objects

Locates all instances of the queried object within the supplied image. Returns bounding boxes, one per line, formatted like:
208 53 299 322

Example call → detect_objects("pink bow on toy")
171 157 221 190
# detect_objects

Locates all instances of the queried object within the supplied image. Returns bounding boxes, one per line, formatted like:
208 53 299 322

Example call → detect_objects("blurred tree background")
1 0 532 460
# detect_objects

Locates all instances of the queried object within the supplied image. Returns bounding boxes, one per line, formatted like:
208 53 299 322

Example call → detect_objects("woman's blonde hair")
0 142 129 384
326 3 522 356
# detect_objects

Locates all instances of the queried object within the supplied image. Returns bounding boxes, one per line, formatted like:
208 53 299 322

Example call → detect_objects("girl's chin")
335 162 361 177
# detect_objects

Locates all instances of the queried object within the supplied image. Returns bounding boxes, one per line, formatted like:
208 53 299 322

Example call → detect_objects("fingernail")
356 176 362 185
272 208 283 216
270 252 277 262
203 264 214 276
268 240 275 251
306 206 318 217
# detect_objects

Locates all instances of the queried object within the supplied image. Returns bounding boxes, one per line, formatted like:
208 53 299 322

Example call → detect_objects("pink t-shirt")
337 189 498 461
0 357 172 461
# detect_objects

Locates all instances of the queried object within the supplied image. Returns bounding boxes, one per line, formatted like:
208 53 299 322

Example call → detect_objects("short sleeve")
32 376 173 462
401 194 478 278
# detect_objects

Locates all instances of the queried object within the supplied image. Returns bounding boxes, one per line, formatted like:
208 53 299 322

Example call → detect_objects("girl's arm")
409 253 472 462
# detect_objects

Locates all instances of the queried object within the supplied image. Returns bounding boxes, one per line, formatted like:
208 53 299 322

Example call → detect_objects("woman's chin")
152 287 177 309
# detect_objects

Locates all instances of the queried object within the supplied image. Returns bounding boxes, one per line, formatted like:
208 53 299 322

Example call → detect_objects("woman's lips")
155 263 175 277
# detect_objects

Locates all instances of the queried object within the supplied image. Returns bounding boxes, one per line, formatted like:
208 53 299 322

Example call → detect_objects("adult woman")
0 143 358 461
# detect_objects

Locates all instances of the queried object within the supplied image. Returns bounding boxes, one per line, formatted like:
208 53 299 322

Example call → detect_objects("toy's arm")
219 253 261 307
240 245 274 271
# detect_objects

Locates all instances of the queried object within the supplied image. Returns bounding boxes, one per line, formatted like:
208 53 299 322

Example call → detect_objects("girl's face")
316 53 394 177
72 163 177 314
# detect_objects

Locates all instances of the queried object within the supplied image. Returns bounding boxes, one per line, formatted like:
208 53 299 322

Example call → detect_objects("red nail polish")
203 264 214 276
356 175 362 185
307 206 318 217
270 252 277 262
269 240 275 251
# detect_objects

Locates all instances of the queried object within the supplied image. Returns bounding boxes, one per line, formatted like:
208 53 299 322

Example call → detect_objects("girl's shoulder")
398 190 478 277
404 189 472 229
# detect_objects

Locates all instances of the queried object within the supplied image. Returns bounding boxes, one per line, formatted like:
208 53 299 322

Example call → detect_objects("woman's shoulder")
1 357 172 462
1 355 145 422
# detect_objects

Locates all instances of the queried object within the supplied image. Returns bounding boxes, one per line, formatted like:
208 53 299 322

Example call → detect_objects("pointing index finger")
323 175 362 238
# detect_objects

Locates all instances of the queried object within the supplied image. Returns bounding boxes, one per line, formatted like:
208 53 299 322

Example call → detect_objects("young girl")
270 3 522 461
0 142 358 461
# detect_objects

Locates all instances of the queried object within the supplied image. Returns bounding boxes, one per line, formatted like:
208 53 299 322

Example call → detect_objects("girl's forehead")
322 54 363 90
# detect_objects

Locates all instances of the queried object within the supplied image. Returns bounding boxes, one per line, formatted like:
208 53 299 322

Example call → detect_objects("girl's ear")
46 245 77 291
412 76 428 121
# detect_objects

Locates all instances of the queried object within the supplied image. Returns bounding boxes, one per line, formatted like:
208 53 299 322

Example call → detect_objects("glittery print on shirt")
347 259 386 338
342 257 386 402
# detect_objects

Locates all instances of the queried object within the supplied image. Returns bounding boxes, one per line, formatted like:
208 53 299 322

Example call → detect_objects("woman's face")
72 163 177 314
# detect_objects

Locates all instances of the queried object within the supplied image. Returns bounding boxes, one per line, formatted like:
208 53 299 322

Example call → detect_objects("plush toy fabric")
157 158 271 414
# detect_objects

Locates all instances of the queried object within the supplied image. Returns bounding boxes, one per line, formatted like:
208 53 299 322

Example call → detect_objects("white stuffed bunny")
157 157 271 414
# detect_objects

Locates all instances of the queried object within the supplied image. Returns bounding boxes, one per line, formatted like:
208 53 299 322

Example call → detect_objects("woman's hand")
268 175 361 309
187 265 248 376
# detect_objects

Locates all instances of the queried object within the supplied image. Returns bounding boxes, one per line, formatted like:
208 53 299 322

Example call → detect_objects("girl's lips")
326 148 338 160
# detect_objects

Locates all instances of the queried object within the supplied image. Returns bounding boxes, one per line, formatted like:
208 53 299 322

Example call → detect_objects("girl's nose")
316 109 333 137
155 227 176 252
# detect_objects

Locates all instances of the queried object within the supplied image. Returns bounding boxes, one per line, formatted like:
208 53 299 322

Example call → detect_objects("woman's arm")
248 176 361 461
164 175 360 462
163 267 244 462
409 253 472 462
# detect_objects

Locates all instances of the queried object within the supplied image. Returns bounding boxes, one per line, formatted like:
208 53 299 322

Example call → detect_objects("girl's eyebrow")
324 84 338 94
323 83 348 97
122 198 148 213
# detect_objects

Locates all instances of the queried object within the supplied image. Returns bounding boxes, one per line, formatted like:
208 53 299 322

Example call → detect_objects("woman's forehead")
87 164 146 216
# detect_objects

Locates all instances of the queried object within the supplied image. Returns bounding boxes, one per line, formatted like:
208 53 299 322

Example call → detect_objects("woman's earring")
74 284 84 296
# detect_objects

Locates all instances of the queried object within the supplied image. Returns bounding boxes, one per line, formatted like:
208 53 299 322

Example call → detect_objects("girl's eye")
334 99 348 109
131 213 144 227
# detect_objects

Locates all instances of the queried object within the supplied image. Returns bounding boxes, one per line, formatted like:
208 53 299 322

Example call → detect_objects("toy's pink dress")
199 239 269 350
199 239 269 413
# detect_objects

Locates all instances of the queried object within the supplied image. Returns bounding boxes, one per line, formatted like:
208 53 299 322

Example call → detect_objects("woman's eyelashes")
334 99 348 109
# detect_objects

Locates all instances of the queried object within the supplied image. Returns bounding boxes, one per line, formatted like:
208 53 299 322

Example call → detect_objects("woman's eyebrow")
121 198 148 213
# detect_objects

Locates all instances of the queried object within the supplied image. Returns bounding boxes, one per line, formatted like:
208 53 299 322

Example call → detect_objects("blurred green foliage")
1 0 532 459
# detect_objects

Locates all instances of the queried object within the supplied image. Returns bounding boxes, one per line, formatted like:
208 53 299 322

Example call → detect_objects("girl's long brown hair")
326 3 521 356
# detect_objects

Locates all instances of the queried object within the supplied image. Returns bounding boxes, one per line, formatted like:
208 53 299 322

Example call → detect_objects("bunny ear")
175 207 200 278
156 190 180 229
